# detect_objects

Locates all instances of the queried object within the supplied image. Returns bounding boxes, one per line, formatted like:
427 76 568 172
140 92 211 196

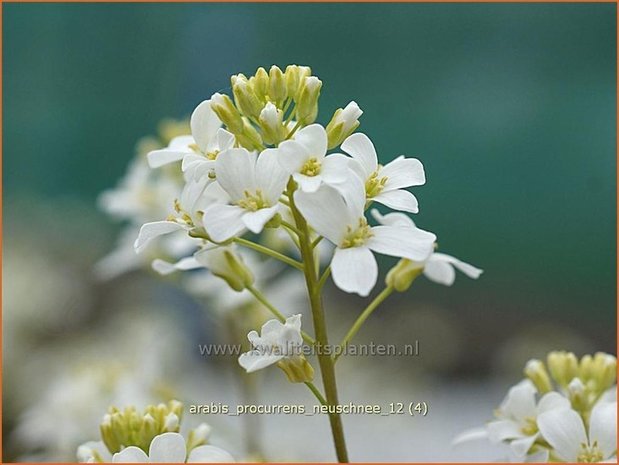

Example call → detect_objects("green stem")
334 286 394 363
305 381 328 406
311 235 324 249
234 237 303 271
285 121 302 139
281 220 302 237
246 285 315 346
318 266 331 291
288 181 349 463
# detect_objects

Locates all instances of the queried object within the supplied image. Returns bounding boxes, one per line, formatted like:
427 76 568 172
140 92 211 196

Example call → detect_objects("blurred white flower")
295 182 435 296
276 124 350 192
538 401 616 462
341 133 425 213
202 148 288 241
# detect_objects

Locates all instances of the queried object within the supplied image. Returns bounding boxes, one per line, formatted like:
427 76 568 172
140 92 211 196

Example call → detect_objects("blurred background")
3 3 616 462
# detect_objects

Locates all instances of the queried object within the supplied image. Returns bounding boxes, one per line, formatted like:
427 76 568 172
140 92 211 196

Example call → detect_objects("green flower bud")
211 92 243 134
524 359 553 394
385 259 424 292
277 355 314 383
252 67 269 100
258 102 287 145
235 117 264 151
580 352 617 393
326 101 363 149
196 246 254 292
268 65 288 105
285 65 312 100
296 76 322 125
233 79 263 119
547 351 579 387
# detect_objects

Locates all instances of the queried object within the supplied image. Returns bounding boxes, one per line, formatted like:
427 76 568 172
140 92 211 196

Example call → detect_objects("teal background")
4 4 616 347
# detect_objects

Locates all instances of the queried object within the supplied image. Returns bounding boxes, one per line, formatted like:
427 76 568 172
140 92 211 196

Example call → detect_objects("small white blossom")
277 124 351 192
202 148 288 242
341 133 425 213
538 401 616 463
295 179 436 296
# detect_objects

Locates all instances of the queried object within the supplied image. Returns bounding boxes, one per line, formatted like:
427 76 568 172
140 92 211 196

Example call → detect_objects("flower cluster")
134 64 481 298
77 401 234 463
454 351 617 462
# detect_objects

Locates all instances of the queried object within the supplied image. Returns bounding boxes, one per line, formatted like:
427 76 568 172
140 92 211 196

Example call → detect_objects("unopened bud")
285 65 312 100
233 79 263 119
196 246 254 292
547 351 579 387
567 377 587 411
277 355 314 383
252 67 269 100
580 352 617 393
524 359 553 394
326 101 363 149
211 93 243 134
235 117 263 151
268 65 288 105
386 259 424 292
296 76 322 125
259 103 287 145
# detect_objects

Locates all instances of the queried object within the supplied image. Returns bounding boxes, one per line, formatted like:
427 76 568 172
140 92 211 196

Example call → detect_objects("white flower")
276 124 351 192
201 148 288 242
110 432 235 463
295 180 436 296
487 380 570 458
238 314 304 373
372 210 482 286
147 100 234 176
537 401 617 463
78 441 112 463
341 133 425 213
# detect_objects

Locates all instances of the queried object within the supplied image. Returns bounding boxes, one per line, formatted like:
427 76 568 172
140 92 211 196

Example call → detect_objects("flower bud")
268 65 288 105
567 377 587 411
325 101 363 149
236 117 264 151
386 259 424 292
258 102 287 145
547 351 579 387
296 76 322 125
186 423 212 452
277 355 314 383
524 359 553 394
211 92 243 134
100 414 121 454
285 65 312 100
252 67 269 100
233 79 263 120
196 246 254 292
580 352 617 393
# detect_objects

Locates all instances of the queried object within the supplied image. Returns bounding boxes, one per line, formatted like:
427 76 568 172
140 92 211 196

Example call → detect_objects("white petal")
255 148 289 203
341 133 377 175
525 449 549 462
294 186 353 244
147 148 187 168
320 153 354 185
149 432 187 463
238 351 284 372
152 257 202 275
293 124 327 158
536 392 571 415
78 441 112 463
242 205 280 234
215 148 257 201
277 140 310 175
431 253 483 279
216 128 236 151
510 434 538 457
423 258 456 285
202 204 246 242
113 447 149 463
134 221 185 253
499 380 538 422
373 189 419 214
191 100 221 153
380 156 426 190
537 409 587 462
452 427 489 446
370 209 416 228
331 246 377 296
366 225 435 261
590 401 617 458
187 445 235 463
293 173 322 192
487 420 525 443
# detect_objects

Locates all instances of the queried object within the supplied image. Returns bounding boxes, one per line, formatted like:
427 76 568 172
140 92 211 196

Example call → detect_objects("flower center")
366 169 388 198
300 157 322 177
520 417 538 436
577 442 604 463
189 143 219 161
340 218 373 248
237 189 268 211
167 199 195 226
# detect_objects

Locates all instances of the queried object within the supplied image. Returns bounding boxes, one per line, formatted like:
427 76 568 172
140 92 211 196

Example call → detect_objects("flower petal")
320 153 354 185
431 253 483 279
380 156 426 190
590 401 617 459
293 124 327 159
113 446 149 463
370 209 416 228
202 204 246 242
366 225 435 261
373 189 419 214
238 351 284 372
293 173 322 192
294 185 352 244
187 445 235 463
537 408 586 462
216 128 236 151
423 258 456 285
536 392 571 415
148 432 187 463
256 148 290 203
147 148 187 168
277 140 310 175
215 148 257 201
134 221 185 253
331 246 377 296
510 434 538 458
499 380 538 422
242 205 280 234
341 133 377 176
152 257 202 275
191 100 221 153
487 419 525 443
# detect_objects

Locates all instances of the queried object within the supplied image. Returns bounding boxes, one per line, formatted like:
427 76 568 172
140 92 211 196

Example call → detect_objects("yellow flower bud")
211 92 243 134
233 79 263 119
235 117 264 151
285 64 312 100
547 351 579 387
268 65 288 105
277 355 314 383
580 352 617 393
252 67 269 100
385 258 424 292
296 76 322 125
524 359 553 394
